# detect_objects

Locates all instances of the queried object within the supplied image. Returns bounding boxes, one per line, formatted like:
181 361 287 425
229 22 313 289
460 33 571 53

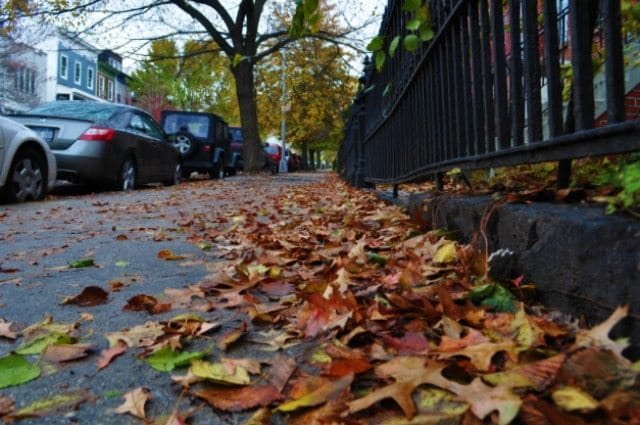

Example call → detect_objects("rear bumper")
53 141 117 184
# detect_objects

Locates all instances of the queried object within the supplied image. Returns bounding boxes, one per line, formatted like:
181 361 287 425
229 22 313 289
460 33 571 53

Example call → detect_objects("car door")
126 113 156 182
140 113 173 181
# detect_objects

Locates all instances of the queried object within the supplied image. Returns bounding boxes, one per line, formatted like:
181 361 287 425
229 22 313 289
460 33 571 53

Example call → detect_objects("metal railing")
338 0 640 189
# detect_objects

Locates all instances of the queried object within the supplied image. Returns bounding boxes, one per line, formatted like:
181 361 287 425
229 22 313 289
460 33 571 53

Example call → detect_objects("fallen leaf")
267 354 297 392
483 354 566 391
16 332 75 355
190 360 251 385
217 323 247 351
62 286 109 307
0 395 14 416
96 341 127 371
277 373 354 412
105 322 165 348
552 386 599 412
0 354 40 389
157 249 186 261
145 347 204 372
574 305 629 358
0 319 17 339
68 258 95 268
114 387 150 419
433 241 457 264
123 294 171 314
196 385 283 411
43 343 93 362
11 391 87 419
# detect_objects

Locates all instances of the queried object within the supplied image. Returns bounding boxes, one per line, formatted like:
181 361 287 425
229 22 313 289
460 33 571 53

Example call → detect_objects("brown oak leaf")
114 387 150 419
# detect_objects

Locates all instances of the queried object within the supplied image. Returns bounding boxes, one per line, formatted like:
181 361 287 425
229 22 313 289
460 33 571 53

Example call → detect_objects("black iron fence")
338 0 640 190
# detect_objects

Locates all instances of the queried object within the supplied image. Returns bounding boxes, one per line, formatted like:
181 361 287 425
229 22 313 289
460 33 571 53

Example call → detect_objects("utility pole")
279 48 288 173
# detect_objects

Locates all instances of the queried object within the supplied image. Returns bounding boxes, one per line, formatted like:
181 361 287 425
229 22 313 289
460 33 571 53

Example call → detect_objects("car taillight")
201 145 212 153
79 126 115 142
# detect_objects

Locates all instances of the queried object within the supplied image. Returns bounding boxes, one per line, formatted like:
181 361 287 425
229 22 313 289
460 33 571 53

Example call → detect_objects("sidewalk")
0 173 637 424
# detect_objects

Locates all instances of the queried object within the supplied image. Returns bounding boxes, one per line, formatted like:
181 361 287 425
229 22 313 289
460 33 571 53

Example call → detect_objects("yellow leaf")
433 242 456 264
190 360 250 385
277 373 353 412
552 386 599 411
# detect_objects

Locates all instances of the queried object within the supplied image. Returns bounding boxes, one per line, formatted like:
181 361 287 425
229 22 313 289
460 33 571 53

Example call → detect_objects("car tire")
225 166 237 177
173 132 198 158
119 158 137 191
163 162 183 186
3 149 46 203
208 161 224 180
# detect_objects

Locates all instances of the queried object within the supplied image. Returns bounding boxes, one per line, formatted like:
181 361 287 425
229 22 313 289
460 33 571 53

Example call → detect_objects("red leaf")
196 385 283 411
325 357 372 377
96 341 127 371
123 294 171 314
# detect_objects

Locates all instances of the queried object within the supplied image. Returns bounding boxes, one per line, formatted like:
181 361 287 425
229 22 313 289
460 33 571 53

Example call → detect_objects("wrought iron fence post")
353 90 368 188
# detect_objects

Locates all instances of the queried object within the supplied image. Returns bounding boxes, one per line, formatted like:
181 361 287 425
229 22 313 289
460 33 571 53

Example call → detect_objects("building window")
98 75 105 98
13 68 36 94
60 55 68 79
107 80 114 101
87 68 94 90
74 62 82 85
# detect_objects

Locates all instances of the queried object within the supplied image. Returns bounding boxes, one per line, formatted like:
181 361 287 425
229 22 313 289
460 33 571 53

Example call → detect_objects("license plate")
29 126 54 144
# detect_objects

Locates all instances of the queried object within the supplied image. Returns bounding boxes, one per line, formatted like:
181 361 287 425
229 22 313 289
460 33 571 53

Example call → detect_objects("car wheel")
119 158 137 191
173 132 197 158
164 162 183 186
208 161 224 180
225 166 237 176
4 149 45 203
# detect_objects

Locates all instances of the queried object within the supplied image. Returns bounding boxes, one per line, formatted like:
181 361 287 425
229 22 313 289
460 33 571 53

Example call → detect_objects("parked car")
0 116 57 203
286 149 301 172
10 101 182 191
263 143 282 174
161 110 240 178
229 126 243 171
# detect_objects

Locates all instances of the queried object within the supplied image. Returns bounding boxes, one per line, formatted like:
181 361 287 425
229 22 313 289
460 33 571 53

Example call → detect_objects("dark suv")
161 110 239 178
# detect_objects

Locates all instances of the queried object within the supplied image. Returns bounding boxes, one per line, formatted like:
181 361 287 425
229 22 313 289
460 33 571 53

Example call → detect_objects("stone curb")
379 190 640 358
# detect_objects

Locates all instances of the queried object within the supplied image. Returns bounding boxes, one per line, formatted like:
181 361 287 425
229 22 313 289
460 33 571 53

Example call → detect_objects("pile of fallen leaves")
1 174 639 424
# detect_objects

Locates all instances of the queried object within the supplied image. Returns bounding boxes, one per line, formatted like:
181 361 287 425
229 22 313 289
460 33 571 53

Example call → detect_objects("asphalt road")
0 173 327 424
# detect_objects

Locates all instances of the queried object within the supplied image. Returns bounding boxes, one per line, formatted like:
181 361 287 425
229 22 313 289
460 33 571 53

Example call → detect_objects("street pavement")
0 173 327 424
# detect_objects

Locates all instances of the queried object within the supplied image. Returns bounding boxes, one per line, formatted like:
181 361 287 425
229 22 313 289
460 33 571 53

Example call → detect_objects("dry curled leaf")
62 286 109 307
123 294 171 314
114 387 150 419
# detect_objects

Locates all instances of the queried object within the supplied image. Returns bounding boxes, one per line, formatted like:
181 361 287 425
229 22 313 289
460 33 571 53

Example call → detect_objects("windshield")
29 102 117 122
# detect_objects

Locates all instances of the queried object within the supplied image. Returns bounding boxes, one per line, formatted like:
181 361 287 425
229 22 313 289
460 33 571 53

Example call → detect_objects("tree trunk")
309 149 316 170
232 61 263 172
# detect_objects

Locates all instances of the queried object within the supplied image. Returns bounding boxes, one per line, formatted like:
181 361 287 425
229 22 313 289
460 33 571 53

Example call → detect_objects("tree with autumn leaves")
128 39 239 123
256 8 359 167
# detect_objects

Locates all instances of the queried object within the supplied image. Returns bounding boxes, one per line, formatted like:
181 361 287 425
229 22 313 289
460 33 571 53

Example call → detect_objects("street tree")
129 39 239 123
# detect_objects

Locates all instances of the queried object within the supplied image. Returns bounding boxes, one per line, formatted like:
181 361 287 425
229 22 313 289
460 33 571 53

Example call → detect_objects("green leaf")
146 347 205 372
420 26 435 42
190 360 250 385
389 35 401 57
13 391 86 418
16 333 75 355
232 53 248 68
632 4 640 21
366 36 385 52
406 18 422 31
403 34 420 52
115 260 129 267
0 354 41 389
470 283 517 313
68 258 95 268
403 0 422 12
367 252 388 266
303 0 318 17
198 241 212 251
374 50 386 71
